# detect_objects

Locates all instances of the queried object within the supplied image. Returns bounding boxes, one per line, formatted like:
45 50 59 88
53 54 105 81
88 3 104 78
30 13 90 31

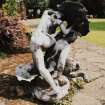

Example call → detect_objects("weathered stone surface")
71 39 105 105
32 75 70 102
81 77 105 101
16 63 70 102
72 93 101 105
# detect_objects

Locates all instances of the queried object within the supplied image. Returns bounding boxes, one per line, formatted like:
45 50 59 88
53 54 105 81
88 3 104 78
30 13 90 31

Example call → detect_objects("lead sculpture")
16 1 89 102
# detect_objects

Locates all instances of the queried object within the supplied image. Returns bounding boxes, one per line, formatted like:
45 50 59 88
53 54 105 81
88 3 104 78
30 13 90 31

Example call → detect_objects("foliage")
2 0 17 16
81 0 105 18
48 0 105 18
0 0 5 8
0 10 30 52
24 0 48 18
37 0 48 8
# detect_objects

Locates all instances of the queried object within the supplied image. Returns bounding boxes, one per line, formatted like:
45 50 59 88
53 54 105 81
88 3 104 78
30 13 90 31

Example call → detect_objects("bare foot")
58 77 67 86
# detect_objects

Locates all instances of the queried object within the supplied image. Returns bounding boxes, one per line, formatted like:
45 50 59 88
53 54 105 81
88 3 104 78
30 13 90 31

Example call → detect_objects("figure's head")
49 10 62 25
57 1 90 36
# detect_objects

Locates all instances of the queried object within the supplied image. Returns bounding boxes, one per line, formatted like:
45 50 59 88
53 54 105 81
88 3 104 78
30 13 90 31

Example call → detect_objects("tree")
48 0 82 10
23 0 48 18
48 0 105 18
48 0 65 10
95 0 105 18
81 0 105 18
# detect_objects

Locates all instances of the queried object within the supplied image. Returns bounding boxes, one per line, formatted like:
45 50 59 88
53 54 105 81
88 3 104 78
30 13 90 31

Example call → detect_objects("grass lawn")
81 31 105 47
81 19 105 47
89 21 105 31
89 19 105 22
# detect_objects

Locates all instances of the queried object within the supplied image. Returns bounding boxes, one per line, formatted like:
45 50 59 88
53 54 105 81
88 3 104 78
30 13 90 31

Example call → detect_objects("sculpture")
16 1 89 102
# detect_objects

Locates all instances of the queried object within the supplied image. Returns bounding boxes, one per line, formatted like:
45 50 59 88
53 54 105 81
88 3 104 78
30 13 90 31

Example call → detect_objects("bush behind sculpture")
0 10 30 53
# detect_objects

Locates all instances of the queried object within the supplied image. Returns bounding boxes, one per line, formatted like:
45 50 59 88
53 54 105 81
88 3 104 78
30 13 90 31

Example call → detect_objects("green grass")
81 31 105 47
90 22 105 31
81 19 105 47
81 19 105 48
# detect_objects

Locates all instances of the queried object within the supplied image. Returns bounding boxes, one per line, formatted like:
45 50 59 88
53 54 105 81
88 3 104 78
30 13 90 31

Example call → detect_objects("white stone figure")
16 9 79 101
30 9 61 96
30 9 73 96
16 9 79 100
16 1 90 102
45 12 77 78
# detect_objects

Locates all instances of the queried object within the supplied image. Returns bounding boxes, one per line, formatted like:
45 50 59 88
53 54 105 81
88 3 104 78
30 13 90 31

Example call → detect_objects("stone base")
16 64 70 102
16 63 38 82
32 75 70 102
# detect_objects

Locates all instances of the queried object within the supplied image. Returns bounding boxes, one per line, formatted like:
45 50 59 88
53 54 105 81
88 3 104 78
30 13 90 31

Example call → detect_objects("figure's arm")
60 22 72 35
46 31 58 38
51 31 60 38
56 19 72 36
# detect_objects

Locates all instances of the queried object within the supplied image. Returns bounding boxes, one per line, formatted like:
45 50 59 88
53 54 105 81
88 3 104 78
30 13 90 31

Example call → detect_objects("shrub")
0 10 30 53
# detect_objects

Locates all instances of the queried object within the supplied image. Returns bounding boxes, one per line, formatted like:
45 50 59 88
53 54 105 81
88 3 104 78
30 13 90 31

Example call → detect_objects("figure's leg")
57 44 70 77
32 47 60 94
30 33 60 94
31 33 55 68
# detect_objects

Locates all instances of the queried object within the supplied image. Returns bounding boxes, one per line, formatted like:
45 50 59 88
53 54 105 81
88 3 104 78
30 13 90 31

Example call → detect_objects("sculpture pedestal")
32 75 70 102
16 64 70 102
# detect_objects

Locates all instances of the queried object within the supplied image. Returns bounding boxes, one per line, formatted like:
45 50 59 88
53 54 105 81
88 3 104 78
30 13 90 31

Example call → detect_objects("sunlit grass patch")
81 31 105 48
90 22 105 31
89 19 105 22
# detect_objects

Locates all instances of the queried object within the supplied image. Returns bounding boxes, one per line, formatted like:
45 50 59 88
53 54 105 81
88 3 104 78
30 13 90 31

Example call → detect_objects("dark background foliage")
48 0 105 18
0 0 105 18
81 0 105 18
